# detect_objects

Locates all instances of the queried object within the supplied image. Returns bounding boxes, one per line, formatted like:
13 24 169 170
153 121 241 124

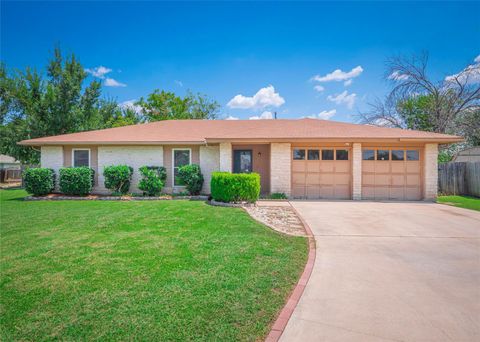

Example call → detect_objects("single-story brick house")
19 119 461 200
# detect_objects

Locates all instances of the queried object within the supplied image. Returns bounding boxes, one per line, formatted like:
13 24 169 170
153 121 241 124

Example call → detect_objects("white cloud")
175 80 183 87
388 71 409 81
327 91 357 109
445 56 480 84
312 66 363 83
120 99 142 113
314 85 325 92
344 79 353 86
225 115 239 120
85 66 112 79
104 78 127 87
317 109 337 120
249 111 274 120
227 85 285 109
303 109 336 120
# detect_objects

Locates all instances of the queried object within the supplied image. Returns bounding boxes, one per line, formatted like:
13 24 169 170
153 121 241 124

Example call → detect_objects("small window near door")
233 150 253 173
406 150 419 160
362 150 375 160
293 149 305 160
322 149 334 160
307 150 319 160
173 149 191 186
336 149 349 160
391 150 405 161
73 149 90 167
377 150 390 161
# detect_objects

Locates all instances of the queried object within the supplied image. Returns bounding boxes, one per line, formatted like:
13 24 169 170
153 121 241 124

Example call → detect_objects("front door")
233 150 253 173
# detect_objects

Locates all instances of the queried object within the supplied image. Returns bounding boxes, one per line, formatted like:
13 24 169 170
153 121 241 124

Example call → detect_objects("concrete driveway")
281 201 480 342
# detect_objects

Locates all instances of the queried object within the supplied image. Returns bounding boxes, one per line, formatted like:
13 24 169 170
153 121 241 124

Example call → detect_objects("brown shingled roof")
18 119 462 146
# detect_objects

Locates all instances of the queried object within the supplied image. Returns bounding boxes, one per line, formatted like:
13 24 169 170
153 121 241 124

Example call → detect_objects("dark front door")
233 150 253 173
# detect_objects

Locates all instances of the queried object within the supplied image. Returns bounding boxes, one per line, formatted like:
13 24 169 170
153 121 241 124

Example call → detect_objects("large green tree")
136 90 220 121
0 48 139 164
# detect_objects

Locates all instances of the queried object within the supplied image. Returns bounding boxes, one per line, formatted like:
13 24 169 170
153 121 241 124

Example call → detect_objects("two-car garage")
291 145 423 200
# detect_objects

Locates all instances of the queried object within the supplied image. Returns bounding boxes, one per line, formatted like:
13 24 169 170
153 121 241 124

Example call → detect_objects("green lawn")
438 195 480 211
0 189 307 341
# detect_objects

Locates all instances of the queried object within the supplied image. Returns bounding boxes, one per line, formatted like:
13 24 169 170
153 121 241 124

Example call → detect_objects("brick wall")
270 143 291 196
97 146 163 194
40 146 64 191
424 143 438 200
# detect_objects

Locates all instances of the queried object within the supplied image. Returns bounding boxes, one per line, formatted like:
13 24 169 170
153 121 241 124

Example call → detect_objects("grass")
0 189 307 341
438 195 480 211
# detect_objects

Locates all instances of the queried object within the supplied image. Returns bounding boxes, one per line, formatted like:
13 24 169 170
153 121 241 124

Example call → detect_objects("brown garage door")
362 148 422 200
292 147 351 199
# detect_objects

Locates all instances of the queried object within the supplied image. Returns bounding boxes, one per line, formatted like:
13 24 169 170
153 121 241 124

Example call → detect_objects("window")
391 150 405 161
362 150 375 160
72 149 90 167
307 150 319 160
233 150 252 173
293 149 305 160
406 150 419 160
377 150 390 161
322 149 334 160
336 149 349 160
173 149 191 186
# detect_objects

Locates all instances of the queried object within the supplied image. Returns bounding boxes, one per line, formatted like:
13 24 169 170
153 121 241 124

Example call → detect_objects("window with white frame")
173 149 191 186
72 149 90 167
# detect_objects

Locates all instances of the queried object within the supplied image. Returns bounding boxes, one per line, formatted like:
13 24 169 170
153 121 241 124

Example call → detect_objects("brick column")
352 143 362 200
270 143 291 196
219 142 232 172
424 143 438 201
200 145 220 194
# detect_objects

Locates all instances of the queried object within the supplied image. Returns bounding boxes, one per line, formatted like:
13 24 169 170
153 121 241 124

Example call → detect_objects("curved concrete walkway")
280 201 480 342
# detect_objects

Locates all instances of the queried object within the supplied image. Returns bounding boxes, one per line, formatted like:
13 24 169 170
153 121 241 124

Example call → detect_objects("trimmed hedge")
178 164 204 195
23 168 55 196
59 167 93 196
103 165 133 194
210 172 260 203
138 166 164 196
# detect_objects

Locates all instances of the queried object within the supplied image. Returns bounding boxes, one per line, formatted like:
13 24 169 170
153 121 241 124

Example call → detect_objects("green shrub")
178 164 204 195
264 192 288 200
103 165 133 194
138 166 164 196
143 166 167 184
23 168 55 196
210 172 260 203
59 167 93 196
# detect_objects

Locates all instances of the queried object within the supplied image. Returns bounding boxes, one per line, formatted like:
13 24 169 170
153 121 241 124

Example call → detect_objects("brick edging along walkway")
265 204 316 342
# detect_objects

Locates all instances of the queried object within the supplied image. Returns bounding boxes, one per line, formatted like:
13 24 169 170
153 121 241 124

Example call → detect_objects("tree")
360 53 480 149
0 47 120 164
136 90 220 121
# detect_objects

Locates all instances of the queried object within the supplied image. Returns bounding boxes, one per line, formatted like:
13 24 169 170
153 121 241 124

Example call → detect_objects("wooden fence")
438 162 480 197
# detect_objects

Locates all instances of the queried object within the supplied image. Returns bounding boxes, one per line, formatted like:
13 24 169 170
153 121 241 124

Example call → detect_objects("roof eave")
18 140 207 146
205 137 464 144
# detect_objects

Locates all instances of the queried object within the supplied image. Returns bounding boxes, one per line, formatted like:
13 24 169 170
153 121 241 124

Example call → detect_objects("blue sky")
2 1 479 122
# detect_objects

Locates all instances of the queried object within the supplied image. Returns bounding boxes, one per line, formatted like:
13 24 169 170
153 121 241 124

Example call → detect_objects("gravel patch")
244 205 307 236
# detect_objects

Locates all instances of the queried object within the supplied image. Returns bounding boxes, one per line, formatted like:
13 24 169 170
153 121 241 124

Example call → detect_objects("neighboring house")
0 154 21 183
452 146 480 163
19 119 461 200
